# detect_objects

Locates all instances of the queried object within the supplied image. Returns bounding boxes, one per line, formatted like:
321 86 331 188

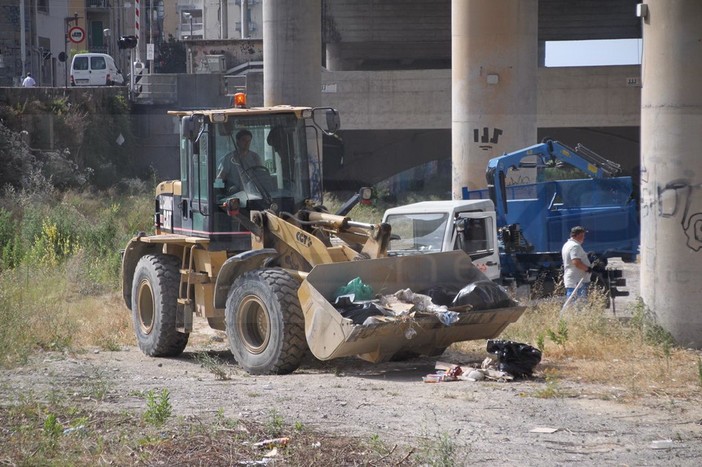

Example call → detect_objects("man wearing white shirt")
21 72 36 87
561 226 592 300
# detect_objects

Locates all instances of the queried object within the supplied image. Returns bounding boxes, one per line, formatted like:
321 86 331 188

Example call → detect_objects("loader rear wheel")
131 254 189 357
225 268 306 375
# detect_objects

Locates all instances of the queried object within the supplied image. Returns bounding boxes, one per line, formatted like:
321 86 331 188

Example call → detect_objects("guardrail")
133 74 178 104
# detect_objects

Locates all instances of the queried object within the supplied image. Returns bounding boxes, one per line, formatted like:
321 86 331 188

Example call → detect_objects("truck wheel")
132 254 189 357
225 268 306 375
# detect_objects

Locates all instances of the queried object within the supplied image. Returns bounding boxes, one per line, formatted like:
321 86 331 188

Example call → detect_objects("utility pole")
63 13 80 88
221 0 228 39
20 0 26 79
241 0 248 39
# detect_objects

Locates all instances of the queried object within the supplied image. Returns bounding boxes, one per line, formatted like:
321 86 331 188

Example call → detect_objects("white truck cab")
70 53 124 86
382 199 501 280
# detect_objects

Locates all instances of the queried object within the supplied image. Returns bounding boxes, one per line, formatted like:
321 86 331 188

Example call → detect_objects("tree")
156 35 186 73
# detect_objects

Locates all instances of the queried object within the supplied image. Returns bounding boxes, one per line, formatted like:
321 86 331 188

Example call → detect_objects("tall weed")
472 295 701 397
0 186 153 367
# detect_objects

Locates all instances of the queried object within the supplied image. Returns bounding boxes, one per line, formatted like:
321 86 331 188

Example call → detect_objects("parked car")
70 53 124 86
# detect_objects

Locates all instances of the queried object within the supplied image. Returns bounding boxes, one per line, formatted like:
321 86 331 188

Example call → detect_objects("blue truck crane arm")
486 139 623 225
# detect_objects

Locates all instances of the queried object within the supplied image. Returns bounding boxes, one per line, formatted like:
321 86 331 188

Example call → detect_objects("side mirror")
183 115 203 142
308 107 341 135
325 109 340 134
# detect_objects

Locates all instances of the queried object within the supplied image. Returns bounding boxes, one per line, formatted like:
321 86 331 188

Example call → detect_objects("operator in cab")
216 129 263 194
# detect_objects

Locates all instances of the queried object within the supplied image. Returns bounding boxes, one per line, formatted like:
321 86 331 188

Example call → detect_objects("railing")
133 74 178 104
87 0 108 8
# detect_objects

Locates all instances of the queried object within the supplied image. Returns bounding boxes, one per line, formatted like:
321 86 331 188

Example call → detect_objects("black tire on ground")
225 268 306 375
131 254 189 357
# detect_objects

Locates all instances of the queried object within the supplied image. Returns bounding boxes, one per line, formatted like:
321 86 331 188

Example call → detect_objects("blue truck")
383 140 639 302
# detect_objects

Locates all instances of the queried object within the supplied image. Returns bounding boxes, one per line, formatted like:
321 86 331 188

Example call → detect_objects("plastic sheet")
333 277 374 301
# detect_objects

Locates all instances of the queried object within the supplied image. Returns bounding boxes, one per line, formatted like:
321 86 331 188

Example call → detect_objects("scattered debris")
253 437 290 449
427 340 542 384
486 339 542 378
650 439 675 450
530 427 559 434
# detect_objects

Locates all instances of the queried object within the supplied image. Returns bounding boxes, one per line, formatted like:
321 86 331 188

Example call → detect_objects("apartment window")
38 0 49 13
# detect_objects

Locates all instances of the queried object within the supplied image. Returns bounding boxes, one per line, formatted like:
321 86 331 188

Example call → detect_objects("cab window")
73 57 88 70
91 56 106 70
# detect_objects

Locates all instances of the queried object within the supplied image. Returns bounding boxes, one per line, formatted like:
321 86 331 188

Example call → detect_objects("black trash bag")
486 339 542 378
451 280 515 310
420 286 460 307
335 300 386 325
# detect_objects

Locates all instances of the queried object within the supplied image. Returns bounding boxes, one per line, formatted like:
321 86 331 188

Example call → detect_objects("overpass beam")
451 0 538 195
640 0 702 347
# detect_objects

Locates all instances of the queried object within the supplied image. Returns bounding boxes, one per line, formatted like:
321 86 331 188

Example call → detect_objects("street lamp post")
104 28 111 56
183 12 193 74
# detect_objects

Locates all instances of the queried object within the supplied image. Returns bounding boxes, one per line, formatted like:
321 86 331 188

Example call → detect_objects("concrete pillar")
263 0 321 107
451 0 538 196
640 0 702 347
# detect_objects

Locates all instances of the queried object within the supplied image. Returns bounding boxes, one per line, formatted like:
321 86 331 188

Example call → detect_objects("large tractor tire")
131 254 189 357
225 268 306 375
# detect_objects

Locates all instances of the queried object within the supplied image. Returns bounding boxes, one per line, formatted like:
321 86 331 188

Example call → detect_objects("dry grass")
0 401 417 466
455 293 702 401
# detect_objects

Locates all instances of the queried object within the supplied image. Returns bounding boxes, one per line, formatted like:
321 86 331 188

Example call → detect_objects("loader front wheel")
131 254 189 357
225 268 306 375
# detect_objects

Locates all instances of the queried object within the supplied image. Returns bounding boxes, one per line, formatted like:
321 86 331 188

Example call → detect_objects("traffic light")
118 35 138 49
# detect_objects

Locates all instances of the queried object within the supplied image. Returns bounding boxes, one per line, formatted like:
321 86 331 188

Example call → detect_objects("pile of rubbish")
423 339 542 382
332 277 517 327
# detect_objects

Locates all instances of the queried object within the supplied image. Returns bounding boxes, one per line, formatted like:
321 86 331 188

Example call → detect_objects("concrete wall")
537 66 641 127
321 69 451 130
319 65 641 188
184 38 262 73
321 65 641 130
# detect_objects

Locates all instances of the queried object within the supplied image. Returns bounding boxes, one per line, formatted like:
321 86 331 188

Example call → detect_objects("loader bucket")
298 250 526 363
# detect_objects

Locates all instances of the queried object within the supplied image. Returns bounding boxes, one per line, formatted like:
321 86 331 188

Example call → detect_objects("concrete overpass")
263 0 702 352
314 0 644 190
319 65 641 188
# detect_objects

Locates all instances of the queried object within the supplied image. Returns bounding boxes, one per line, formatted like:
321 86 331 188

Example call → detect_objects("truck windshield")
385 213 448 253
212 114 309 210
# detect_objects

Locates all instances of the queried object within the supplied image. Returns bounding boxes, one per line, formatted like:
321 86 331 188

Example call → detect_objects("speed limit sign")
68 26 86 44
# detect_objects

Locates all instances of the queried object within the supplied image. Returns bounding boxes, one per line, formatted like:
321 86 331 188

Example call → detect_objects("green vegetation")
0 94 138 191
194 351 232 380
0 177 153 367
143 389 173 427
0 393 416 466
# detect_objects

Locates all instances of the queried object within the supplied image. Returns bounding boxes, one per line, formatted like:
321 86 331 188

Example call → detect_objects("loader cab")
158 105 338 251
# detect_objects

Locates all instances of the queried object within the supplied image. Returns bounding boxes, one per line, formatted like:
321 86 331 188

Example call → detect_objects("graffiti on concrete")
473 127 503 151
658 179 702 251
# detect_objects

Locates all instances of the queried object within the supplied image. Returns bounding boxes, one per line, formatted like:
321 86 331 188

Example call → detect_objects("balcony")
87 0 109 8
180 21 204 39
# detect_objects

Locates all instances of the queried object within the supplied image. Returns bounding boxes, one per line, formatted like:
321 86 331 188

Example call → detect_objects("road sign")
68 26 86 44
146 43 154 61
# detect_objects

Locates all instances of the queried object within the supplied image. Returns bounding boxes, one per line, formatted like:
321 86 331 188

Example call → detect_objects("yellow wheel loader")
121 97 526 374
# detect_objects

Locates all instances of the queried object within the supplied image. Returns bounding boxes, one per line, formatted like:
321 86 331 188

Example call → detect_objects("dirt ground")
3 262 702 465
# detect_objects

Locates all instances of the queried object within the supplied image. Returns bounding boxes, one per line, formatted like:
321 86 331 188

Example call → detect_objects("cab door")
70 55 90 85
88 55 108 85
452 212 501 281
178 118 194 235
189 129 211 236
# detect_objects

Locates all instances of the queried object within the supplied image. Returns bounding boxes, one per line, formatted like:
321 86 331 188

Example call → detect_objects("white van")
70 53 124 86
